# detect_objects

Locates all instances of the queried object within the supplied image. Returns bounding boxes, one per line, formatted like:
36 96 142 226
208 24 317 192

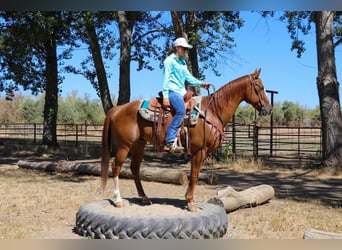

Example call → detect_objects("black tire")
75 199 228 239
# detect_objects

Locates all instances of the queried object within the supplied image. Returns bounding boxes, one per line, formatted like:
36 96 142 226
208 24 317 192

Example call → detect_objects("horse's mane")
206 74 249 114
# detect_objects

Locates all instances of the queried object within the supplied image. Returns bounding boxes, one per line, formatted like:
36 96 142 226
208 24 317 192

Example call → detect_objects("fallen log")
197 172 218 185
303 229 342 239
207 184 275 213
17 160 188 185
120 165 188 185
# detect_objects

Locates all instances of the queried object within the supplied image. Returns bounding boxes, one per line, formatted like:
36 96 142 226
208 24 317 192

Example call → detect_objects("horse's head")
245 68 273 116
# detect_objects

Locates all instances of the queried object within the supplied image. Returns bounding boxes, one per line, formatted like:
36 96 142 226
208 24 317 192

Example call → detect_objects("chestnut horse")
101 68 272 211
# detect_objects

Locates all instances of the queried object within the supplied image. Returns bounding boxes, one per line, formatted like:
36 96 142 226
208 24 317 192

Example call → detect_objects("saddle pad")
138 96 202 125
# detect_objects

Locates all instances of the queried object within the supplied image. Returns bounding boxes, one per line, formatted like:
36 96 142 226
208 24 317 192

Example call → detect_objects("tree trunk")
185 12 201 96
170 11 201 96
117 11 138 105
314 11 342 171
171 11 188 39
86 19 113 113
42 35 58 148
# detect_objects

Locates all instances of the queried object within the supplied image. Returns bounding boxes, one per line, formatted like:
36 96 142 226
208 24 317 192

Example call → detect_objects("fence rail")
0 123 322 161
222 123 322 161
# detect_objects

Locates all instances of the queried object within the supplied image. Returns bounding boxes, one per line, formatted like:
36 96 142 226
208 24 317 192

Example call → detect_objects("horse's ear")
252 68 262 79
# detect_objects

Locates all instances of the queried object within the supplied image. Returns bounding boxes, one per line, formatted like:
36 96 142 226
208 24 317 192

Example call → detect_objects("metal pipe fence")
221 123 322 161
0 123 322 161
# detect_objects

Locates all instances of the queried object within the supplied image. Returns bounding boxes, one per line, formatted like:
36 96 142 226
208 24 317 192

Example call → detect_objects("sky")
59 11 342 109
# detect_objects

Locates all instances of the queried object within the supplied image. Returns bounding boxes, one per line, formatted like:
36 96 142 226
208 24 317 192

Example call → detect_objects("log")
120 165 188 185
197 172 218 185
17 160 188 185
303 229 342 239
207 184 275 213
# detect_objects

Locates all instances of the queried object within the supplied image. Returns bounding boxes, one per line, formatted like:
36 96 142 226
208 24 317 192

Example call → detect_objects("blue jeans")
165 91 186 143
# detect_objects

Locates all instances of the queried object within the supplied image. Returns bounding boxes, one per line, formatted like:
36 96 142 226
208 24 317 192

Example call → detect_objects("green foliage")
220 140 232 162
234 104 255 124
1 92 105 125
197 11 244 77
279 11 313 58
271 103 285 124
65 12 117 99
234 101 319 126
19 95 44 123
282 100 303 124
280 11 342 57
0 11 78 97
57 92 105 124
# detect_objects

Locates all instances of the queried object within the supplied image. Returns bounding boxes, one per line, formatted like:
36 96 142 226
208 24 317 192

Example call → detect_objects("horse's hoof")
187 202 199 212
115 201 125 208
114 198 130 208
141 196 152 205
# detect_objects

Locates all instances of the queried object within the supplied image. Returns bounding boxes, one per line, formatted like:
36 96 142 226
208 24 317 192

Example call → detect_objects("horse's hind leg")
111 147 129 207
130 138 152 205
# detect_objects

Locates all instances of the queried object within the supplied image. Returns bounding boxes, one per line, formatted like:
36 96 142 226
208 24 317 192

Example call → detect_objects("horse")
101 68 272 212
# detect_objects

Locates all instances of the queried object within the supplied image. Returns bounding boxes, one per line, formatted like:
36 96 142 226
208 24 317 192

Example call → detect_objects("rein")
196 84 225 147
200 74 266 154
201 84 222 184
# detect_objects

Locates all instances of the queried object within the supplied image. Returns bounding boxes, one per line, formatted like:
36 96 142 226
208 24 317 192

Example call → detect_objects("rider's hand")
201 83 210 90
163 98 171 110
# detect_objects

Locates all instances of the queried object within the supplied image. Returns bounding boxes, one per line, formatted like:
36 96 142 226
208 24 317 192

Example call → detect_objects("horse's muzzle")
259 105 273 116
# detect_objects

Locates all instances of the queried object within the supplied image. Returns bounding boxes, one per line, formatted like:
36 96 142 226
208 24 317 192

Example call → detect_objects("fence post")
298 127 300 156
75 124 79 147
266 90 278 157
232 115 236 156
33 123 37 145
85 121 88 155
253 123 259 160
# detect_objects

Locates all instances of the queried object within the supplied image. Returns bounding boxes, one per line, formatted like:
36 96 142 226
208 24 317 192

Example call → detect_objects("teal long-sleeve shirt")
162 53 202 98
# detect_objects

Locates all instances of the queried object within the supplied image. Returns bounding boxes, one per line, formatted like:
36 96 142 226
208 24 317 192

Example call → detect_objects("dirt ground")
0 153 341 239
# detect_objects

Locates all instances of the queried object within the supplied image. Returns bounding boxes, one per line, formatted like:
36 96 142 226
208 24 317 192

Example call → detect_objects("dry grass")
0 157 341 239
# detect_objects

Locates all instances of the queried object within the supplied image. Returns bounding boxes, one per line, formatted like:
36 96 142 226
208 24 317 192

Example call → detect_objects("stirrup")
163 138 184 153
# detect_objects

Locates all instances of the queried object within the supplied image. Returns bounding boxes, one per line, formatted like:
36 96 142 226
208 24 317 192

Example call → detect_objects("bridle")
247 75 270 115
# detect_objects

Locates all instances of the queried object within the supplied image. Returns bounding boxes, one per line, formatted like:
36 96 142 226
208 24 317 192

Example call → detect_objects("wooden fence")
0 123 322 161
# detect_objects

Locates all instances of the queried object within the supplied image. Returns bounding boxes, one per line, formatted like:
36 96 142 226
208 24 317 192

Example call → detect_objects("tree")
282 101 303 125
315 12 342 169
0 11 77 147
281 11 342 171
83 12 114 113
67 12 116 113
170 11 201 95
169 11 244 95
0 94 25 123
117 11 138 105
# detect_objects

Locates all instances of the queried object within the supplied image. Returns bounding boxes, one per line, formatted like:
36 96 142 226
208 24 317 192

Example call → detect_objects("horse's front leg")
185 149 206 212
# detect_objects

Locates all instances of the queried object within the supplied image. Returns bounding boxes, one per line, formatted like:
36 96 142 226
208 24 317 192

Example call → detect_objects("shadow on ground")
209 168 341 208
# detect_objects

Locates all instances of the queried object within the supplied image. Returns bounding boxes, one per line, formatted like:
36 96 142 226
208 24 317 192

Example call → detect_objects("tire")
75 199 228 239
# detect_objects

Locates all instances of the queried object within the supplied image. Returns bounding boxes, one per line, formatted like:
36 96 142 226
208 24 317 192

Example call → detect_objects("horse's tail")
101 107 115 192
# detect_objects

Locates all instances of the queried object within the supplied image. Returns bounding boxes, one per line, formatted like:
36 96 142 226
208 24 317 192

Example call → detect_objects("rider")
162 37 210 153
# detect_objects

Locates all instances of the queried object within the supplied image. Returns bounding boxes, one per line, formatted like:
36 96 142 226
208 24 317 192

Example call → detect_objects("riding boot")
163 138 184 153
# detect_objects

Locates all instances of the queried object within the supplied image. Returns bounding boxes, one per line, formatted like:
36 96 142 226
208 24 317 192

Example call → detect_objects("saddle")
139 92 201 125
138 92 202 152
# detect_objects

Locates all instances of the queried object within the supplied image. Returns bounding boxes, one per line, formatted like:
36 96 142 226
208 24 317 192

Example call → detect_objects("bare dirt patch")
0 155 341 239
